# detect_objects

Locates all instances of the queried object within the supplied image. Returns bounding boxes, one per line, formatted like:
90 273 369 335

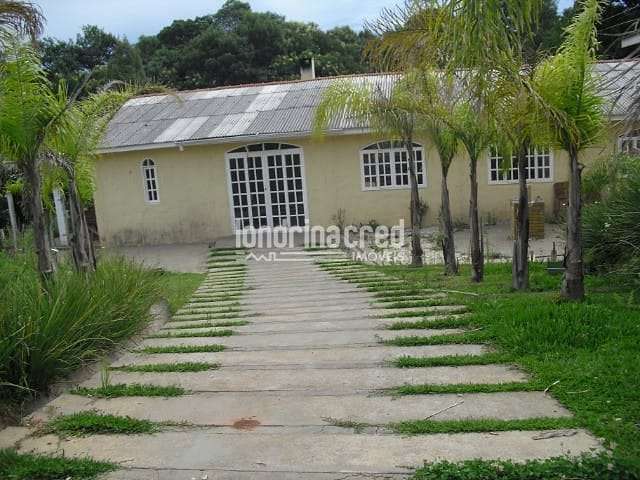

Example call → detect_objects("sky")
35 0 576 42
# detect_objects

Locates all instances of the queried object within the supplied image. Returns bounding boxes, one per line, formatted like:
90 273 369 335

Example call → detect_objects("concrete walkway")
0 248 599 479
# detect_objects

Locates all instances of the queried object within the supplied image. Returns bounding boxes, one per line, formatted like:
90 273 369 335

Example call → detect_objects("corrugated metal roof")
100 63 639 152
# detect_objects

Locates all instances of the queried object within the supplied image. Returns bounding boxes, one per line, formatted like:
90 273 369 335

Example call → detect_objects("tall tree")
313 78 424 266
536 0 606 300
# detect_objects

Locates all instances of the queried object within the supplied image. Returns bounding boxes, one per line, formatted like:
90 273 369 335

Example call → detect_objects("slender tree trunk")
561 145 584 300
406 140 423 267
67 173 96 272
23 159 53 281
6 191 19 252
469 155 483 282
440 162 457 275
512 144 530 290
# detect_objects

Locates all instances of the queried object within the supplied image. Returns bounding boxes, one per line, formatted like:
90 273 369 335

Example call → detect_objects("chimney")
300 57 315 81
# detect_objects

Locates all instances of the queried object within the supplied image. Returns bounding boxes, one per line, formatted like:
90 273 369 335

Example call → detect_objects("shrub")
583 154 640 280
0 252 161 400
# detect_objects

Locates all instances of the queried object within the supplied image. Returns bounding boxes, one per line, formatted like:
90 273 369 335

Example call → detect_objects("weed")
136 344 226 354
146 329 233 339
110 362 219 373
71 383 186 398
0 448 115 480
44 411 159 436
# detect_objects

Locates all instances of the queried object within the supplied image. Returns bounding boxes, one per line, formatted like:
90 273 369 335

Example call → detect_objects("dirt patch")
232 417 261 430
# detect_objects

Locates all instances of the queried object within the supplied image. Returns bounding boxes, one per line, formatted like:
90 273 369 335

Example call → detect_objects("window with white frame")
141 159 159 202
618 130 640 154
488 147 553 184
361 141 425 191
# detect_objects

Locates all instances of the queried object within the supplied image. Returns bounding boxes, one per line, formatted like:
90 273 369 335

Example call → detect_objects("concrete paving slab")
30 391 571 426
117 344 489 368
18 429 600 472
81 364 527 393
101 469 404 480
139 328 465 349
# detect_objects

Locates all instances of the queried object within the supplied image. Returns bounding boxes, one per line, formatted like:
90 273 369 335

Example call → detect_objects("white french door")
226 143 308 231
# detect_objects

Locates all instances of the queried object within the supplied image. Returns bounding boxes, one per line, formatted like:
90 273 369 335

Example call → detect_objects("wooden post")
6 191 18 251
53 188 69 246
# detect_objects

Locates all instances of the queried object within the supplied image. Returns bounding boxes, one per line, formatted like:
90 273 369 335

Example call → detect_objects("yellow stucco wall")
95 131 616 246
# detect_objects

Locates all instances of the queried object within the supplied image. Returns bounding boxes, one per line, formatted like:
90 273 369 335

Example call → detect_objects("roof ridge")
131 71 399 99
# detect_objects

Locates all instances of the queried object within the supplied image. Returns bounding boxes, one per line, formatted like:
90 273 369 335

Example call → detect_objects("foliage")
583 154 640 279
0 251 162 400
40 25 146 94
0 448 115 480
535 0 605 153
412 454 639 480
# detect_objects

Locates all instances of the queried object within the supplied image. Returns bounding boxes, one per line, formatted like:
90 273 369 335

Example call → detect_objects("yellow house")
95 61 636 246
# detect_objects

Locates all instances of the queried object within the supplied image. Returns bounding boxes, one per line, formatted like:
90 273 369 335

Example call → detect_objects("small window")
619 130 640 154
360 141 426 191
141 159 159 203
488 147 552 184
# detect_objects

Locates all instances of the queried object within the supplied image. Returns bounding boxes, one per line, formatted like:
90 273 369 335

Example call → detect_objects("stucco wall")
95 131 616 246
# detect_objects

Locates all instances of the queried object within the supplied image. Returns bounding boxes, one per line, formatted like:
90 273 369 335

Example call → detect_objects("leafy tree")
536 0 606 300
313 79 425 266
40 25 146 93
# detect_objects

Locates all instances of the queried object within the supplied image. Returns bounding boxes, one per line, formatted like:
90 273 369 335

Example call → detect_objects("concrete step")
81 364 527 393
30 391 572 426
17 429 600 473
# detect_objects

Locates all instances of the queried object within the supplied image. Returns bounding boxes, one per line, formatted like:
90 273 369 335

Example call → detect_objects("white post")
52 188 68 246
6 191 18 251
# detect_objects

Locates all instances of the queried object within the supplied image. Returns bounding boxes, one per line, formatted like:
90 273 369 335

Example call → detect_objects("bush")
583 154 640 280
0 252 161 400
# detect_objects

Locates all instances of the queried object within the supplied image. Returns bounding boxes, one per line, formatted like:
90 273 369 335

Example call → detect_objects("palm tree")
45 89 131 272
0 43 63 279
367 0 543 282
410 70 460 274
535 0 605 300
0 1 43 44
313 78 424 266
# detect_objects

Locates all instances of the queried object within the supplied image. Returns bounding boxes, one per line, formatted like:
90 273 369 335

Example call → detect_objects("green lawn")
376 262 640 475
156 272 205 313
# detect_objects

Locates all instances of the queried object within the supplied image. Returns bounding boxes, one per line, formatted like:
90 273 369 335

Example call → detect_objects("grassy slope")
377 262 640 474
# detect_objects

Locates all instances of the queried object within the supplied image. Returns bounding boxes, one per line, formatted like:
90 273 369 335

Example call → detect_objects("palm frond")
0 1 44 41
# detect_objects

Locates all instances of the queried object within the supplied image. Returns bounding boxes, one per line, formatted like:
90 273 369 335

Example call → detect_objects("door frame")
224 143 310 233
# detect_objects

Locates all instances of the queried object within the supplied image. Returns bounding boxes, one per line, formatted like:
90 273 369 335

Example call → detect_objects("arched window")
488 147 553 184
141 159 159 203
360 141 425 191
619 130 640 154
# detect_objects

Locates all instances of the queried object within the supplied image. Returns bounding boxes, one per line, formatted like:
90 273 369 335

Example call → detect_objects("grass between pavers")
382 331 490 347
412 454 636 480
136 344 226 354
376 261 640 474
379 308 467 318
0 448 116 480
206 264 247 270
391 417 581 435
179 303 241 313
110 362 219 373
156 272 206 314
380 299 451 309
392 353 512 368
146 329 234 339
385 316 471 330
389 381 545 396
71 383 186 398
169 312 255 322
188 294 243 302
162 320 249 330
43 411 160 436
